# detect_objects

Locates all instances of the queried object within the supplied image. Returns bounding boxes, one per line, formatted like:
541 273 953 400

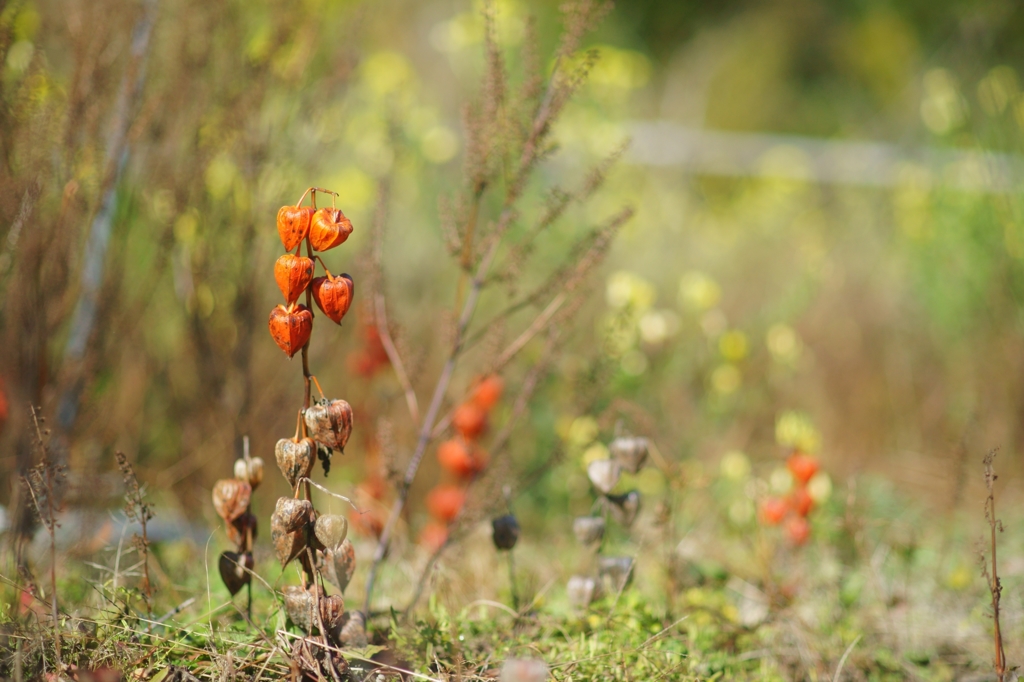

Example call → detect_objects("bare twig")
982 449 1007 682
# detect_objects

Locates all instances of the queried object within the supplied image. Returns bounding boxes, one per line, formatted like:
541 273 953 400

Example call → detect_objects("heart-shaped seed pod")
339 610 368 647
275 438 316 488
271 510 309 567
314 514 349 550
609 436 649 474
212 478 251 523
587 459 621 495
319 593 345 640
597 556 634 593
273 497 313 533
277 205 314 251
282 584 323 631
567 575 600 608
227 511 259 548
573 516 606 546
268 303 313 358
274 254 315 304
491 514 520 551
309 208 353 251
321 538 357 592
233 457 265 489
218 551 254 596
606 489 640 527
304 399 353 451
311 273 354 325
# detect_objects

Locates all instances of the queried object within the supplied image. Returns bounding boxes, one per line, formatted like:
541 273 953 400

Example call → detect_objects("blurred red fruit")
472 375 504 411
351 510 384 538
453 403 487 439
786 516 811 545
790 487 814 517
419 522 448 551
426 484 465 522
759 497 788 526
787 452 819 485
438 439 475 478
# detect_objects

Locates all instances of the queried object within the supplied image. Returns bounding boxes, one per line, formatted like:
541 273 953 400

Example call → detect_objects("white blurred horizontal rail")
627 121 1024 193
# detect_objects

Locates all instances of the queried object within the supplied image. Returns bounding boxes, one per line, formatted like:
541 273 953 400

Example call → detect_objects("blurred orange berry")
786 516 811 545
789 487 814 517
438 439 475 478
419 522 448 551
426 484 466 522
787 452 819 486
351 509 384 538
453 403 487 439
759 497 788 526
472 375 504 411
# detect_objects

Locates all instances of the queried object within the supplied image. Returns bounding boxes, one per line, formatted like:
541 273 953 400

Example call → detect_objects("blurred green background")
3 0 1024 533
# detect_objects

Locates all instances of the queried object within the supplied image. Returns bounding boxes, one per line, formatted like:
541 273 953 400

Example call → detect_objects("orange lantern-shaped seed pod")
426 484 466 523
438 439 475 478
759 496 788 526
787 452 820 486
268 303 313 358
277 205 314 251
312 273 354 325
472 375 504 411
274 254 315 304
309 208 353 252
452 403 487 440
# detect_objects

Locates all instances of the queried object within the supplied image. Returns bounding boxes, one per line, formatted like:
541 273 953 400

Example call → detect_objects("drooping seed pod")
472 375 504 411
282 584 323 631
320 538 357 592
787 451 820 486
573 516 606 546
275 438 316 488
789 487 814 518
759 497 788 526
304 399 353 451
567 575 600 608
273 496 313 533
339 611 369 647
314 514 349 550
452 403 487 439
212 478 251 523
233 457 265 489
274 254 315 304
437 439 475 478
271 508 309 567
418 522 448 550
309 207 353 252
226 510 259 548
491 514 520 551
218 551 254 596
606 489 640 527
597 556 634 593
319 593 345 639
277 205 314 251
311 273 354 325
609 436 648 474
426 484 465 523
268 303 313 358
586 459 621 495
786 516 811 545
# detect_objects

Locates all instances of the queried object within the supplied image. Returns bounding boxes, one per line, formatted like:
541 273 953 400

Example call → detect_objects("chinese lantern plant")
758 448 825 547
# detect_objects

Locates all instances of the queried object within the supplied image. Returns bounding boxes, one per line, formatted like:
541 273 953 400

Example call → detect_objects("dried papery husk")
275 438 316 488
282 584 323 632
314 514 349 550
212 478 251 523
597 556 634 593
274 254 315 304
309 207 353 251
268 303 313 358
226 511 258 548
339 610 368 647
572 516 606 546
273 496 313 533
609 436 649 474
491 514 520 551
277 205 314 251
320 538 356 593
218 551 254 596
311 273 354 325
319 594 345 641
606 489 641 527
567 575 600 608
233 457 265 489
271 511 309 568
304 399 353 451
586 459 621 495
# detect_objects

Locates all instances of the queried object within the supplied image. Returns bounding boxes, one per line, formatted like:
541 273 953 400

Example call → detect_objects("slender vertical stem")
506 550 519 612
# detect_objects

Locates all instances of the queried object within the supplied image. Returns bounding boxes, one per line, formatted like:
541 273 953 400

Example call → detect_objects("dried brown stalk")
981 449 1007 682
115 450 154 614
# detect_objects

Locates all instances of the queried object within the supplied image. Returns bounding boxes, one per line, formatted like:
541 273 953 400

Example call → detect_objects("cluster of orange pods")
759 450 821 545
268 191 355 357
419 375 504 549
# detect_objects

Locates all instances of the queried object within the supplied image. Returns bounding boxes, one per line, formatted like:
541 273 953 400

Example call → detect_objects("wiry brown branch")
981 448 1007 682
